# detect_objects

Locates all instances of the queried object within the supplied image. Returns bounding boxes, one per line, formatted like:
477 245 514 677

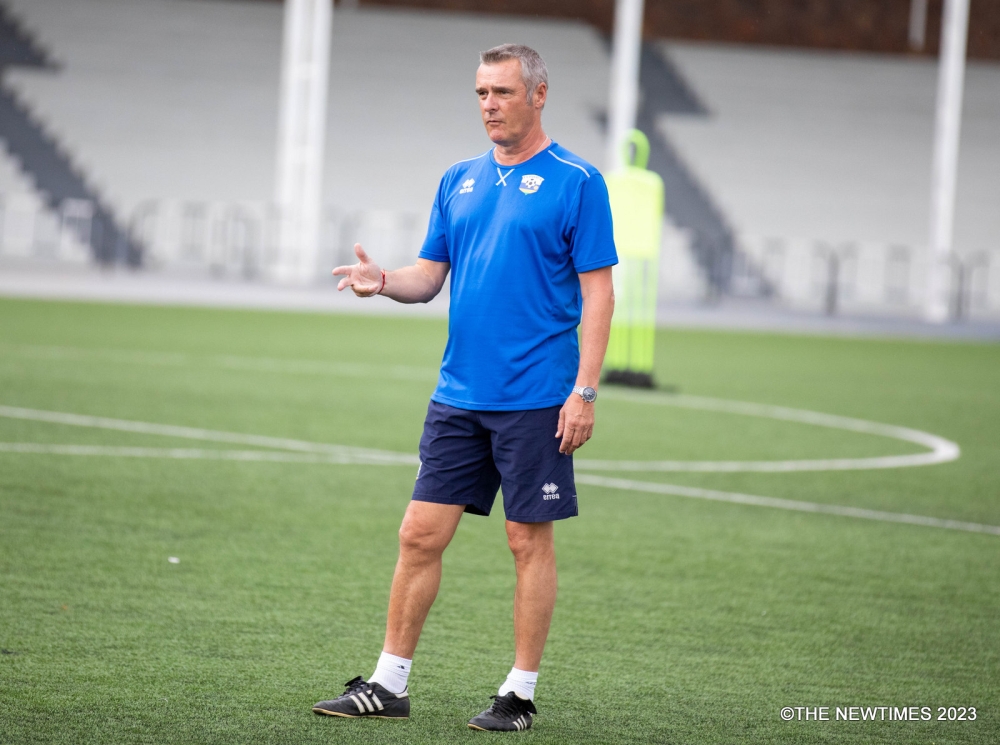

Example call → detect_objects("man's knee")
398 502 462 559
506 520 554 562
398 521 447 558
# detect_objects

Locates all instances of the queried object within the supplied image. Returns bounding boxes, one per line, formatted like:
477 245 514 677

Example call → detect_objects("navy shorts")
412 401 578 523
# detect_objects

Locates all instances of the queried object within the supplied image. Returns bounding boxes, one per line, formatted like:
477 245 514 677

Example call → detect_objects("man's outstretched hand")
332 243 383 297
556 393 594 455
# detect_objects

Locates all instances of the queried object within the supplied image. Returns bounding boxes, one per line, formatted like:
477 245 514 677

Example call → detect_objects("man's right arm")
332 243 449 304
382 258 450 304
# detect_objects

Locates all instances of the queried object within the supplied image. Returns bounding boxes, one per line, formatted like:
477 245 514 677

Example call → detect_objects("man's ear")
534 82 548 109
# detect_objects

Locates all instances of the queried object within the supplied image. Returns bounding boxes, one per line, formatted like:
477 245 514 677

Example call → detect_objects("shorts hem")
411 492 490 516
504 511 578 524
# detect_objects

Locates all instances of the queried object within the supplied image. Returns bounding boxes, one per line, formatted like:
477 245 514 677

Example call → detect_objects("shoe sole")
468 723 529 732
312 708 407 719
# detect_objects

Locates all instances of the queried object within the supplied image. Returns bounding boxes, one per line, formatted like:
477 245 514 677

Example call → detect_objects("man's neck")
493 130 550 166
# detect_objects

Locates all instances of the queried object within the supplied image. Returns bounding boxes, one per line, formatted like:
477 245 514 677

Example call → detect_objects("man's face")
476 59 546 148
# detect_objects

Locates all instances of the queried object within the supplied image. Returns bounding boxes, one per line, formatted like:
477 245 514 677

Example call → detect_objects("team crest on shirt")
519 175 544 195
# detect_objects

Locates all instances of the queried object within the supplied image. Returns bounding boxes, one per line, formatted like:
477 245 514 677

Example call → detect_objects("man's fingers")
569 425 583 453
559 421 575 454
559 415 594 455
334 262 378 293
557 396 596 454
354 243 371 263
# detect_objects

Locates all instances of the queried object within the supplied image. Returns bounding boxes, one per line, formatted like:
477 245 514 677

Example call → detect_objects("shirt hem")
430 393 568 412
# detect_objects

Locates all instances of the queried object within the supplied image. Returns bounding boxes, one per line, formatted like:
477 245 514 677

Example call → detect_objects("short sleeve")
418 178 450 263
568 173 618 273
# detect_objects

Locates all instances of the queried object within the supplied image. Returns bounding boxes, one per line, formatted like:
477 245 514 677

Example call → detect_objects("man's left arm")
556 265 615 455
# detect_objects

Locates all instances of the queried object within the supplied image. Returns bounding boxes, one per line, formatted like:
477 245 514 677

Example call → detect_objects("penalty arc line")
1 442 996 537
1 405 992 537
0 348 962 470
587 390 960 472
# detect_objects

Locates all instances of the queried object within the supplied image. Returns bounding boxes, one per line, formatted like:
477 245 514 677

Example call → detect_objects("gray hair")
479 44 548 102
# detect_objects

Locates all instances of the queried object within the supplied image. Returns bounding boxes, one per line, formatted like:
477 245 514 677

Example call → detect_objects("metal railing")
0 192 427 281
730 235 998 319
2 192 997 320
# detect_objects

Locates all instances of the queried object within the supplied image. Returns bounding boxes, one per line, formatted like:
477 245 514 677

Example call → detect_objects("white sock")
368 651 411 694
498 667 538 701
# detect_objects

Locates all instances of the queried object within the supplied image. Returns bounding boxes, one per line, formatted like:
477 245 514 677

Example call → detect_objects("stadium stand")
631 42 735 297
0 0 615 274
0 0 996 320
660 41 1000 315
0 2 138 264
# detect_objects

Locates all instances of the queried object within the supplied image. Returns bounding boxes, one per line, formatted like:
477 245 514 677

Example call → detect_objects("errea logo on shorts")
459 178 475 194
542 483 560 500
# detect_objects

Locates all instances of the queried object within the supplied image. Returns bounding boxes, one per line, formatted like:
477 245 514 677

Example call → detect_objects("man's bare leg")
506 520 557 673
313 501 464 716
382 500 466 658
466 519 555 728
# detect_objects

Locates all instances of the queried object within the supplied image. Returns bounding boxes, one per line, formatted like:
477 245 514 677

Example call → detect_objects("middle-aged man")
312 44 617 733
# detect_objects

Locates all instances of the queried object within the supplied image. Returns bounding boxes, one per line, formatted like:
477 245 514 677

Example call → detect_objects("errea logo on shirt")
459 178 475 194
542 483 560 500
519 175 544 194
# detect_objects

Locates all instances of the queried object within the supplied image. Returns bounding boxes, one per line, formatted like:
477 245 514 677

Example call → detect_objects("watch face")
581 386 597 403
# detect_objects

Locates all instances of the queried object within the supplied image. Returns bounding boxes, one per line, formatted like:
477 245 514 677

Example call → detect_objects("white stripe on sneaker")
358 692 374 712
350 695 365 713
370 693 384 711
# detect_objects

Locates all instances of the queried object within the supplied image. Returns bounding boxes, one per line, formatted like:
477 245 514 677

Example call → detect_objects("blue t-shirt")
419 142 618 411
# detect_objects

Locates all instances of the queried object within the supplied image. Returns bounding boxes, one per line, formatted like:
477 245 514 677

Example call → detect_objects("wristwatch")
572 385 597 403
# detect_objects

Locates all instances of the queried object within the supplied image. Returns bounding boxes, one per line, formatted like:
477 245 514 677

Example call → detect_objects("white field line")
0 443 403 466
2 442 995 537
581 390 960 472
575 474 1000 537
0 406 990 537
1 344 438 383
0 406 418 466
2 345 961 472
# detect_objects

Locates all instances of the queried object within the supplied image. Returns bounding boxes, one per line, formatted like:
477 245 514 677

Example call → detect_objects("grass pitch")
0 297 998 744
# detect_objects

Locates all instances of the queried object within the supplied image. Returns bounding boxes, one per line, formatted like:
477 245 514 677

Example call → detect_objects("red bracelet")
376 269 386 295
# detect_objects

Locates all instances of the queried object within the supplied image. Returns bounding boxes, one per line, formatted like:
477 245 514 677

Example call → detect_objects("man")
312 44 616 732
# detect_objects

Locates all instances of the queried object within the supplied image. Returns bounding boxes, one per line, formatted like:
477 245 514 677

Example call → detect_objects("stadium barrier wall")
0 190 996 320
0 192 425 284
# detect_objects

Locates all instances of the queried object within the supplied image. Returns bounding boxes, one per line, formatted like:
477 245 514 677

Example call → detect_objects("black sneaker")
312 676 410 719
468 691 537 732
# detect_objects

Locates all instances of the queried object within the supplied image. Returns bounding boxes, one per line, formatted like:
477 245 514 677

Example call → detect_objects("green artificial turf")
0 297 998 744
